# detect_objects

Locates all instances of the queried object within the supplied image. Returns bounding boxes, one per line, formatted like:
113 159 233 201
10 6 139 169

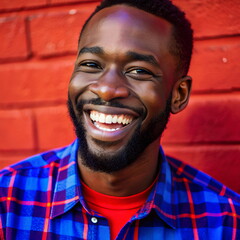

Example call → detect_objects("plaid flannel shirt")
1 139 240 239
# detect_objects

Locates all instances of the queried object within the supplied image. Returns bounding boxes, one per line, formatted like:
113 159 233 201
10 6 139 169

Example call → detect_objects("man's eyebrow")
126 51 158 66
78 48 158 66
78 46 104 55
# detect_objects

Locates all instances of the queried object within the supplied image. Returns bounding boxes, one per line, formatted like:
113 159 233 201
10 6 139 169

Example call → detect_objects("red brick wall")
0 0 239 193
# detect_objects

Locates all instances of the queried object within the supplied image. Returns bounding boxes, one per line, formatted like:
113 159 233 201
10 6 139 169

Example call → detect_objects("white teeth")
95 114 99 122
90 112 96 121
99 113 105 123
94 122 120 132
117 115 123 124
105 115 112 124
112 115 117 123
89 111 133 125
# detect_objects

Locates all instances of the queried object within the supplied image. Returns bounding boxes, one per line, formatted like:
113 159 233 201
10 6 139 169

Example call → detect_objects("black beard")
67 97 171 173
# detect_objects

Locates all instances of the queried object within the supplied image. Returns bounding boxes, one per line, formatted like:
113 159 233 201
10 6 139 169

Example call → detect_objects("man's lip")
83 104 141 117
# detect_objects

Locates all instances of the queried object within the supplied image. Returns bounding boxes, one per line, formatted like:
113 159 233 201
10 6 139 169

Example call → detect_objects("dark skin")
68 5 191 196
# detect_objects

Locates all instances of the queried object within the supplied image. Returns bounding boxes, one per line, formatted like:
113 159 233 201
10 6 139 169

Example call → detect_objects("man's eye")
129 69 152 75
80 62 101 69
76 61 102 73
126 68 154 80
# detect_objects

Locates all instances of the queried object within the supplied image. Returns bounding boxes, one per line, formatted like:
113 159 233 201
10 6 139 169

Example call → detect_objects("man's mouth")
82 104 141 142
89 110 134 132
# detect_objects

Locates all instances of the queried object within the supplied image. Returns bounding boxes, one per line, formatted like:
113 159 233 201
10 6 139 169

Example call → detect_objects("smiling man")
1 0 240 239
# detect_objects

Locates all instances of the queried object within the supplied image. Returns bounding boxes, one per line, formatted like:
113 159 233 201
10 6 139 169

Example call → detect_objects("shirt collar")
50 141 177 229
50 140 81 219
154 147 177 228
132 147 177 229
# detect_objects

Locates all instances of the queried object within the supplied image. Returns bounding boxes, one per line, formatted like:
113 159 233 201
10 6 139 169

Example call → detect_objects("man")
1 0 239 239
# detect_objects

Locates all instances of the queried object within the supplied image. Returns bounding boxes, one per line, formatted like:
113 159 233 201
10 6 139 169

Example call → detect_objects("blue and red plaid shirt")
1 139 240 239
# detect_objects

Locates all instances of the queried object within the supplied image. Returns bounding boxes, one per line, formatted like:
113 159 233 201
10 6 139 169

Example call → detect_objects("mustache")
76 98 145 116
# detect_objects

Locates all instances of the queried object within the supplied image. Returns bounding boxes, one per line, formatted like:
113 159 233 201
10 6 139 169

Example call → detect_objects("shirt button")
91 217 98 224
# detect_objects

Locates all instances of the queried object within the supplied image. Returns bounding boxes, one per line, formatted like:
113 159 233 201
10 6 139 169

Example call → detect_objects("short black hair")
79 0 193 76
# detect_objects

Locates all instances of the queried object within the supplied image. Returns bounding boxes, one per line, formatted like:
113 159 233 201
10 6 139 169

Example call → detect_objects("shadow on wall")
162 96 240 193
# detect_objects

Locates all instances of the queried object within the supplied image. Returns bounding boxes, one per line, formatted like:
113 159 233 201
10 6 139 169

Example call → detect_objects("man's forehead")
82 4 173 38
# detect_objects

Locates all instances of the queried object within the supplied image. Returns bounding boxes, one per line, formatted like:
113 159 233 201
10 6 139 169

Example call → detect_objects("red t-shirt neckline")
82 176 158 239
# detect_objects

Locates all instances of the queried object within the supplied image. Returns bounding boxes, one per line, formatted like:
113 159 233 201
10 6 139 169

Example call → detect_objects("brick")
189 37 240 92
0 109 35 150
0 58 74 104
173 0 240 38
162 94 240 144
50 0 98 4
0 0 47 10
29 6 97 57
0 17 29 61
0 152 38 169
162 144 240 193
35 105 75 150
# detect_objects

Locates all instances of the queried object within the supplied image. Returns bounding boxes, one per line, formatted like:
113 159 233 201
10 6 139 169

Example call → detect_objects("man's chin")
78 127 142 173
78 145 131 173
87 136 127 154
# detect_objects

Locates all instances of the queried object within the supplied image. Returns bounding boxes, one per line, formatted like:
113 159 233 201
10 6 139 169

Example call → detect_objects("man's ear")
171 76 192 114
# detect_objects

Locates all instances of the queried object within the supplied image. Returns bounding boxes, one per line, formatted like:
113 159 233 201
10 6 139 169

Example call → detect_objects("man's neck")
78 139 161 197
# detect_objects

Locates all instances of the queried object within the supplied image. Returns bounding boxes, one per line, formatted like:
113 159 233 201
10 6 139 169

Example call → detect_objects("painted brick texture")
0 109 35 150
0 16 29 61
174 0 240 38
0 58 73 104
30 9 93 57
0 0 48 11
0 0 239 193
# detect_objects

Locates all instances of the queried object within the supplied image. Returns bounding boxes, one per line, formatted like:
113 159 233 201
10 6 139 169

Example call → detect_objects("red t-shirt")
82 178 157 240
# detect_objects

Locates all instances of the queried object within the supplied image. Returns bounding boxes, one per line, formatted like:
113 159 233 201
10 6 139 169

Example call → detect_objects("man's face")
68 5 178 172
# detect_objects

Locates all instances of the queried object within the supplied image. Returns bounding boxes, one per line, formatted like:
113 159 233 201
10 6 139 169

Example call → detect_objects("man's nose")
88 70 130 101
